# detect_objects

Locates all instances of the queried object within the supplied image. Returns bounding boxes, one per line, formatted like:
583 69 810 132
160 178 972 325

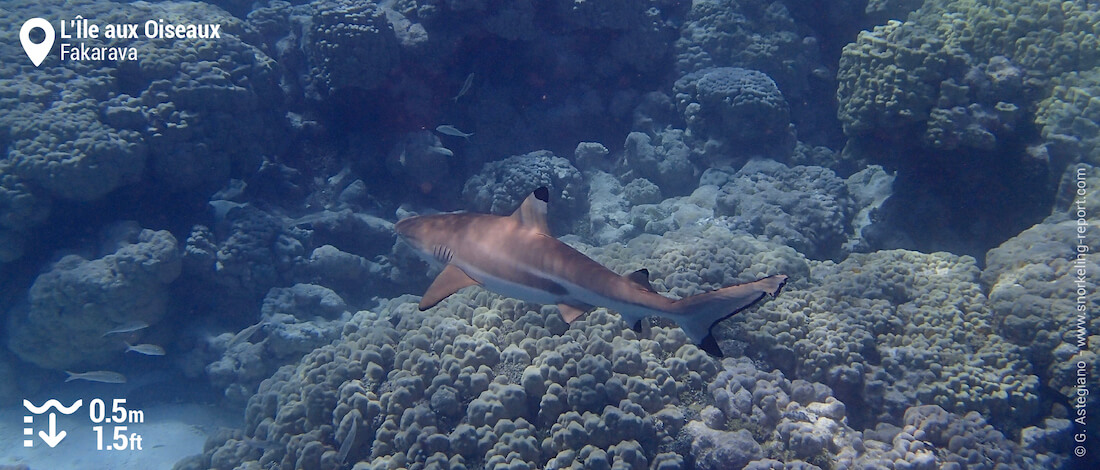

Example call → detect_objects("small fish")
337 414 359 464
65 370 127 383
452 73 475 102
242 437 277 450
435 125 473 140
427 146 454 157
101 321 149 337
124 342 166 356
227 321 268 348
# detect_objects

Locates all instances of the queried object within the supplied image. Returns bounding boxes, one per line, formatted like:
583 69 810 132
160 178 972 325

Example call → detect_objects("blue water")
0 1 1097 469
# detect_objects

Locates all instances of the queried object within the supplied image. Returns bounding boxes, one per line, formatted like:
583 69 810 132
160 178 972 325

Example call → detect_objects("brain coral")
308 0 400 94
7 90 146 201
180 222 807 469
184 294 708 469
673 67 795 159
0 0 283 262
674 0 821 100
711 159 856 260
734 249 1041 431
205 283 350 405
461 151 587 228
7 224 181 370
1036 67 1100 165
836 19 969 137
838 0 1100 150
982 220 1100 402
622 130 697 196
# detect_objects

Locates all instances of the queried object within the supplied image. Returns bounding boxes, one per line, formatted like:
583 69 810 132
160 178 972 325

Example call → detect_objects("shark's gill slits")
433 244 453 264
392 187 786 357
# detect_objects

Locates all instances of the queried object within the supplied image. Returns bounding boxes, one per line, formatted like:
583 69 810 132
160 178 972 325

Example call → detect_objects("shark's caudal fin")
673 275 788 357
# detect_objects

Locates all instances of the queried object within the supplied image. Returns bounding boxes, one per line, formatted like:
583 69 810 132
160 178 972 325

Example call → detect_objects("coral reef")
385 131 456 195
307 0 400 95
622 130 697 196
0 1 1089 468
1036 67 1100 165
836 19 969 138
584 159 881 260
462 151 587 232
205 283 350 404
838 0 1100 151
181 225 804 469
7 224 181 370
842 404 1065 468
674 0 823 106
0 0 282 263
190 298 1064 470
673 67 795 160
709 159 856 260
7 89 146 201
982 220 1100 402
736 250 1041 430
182 189 401 320
182 206 306 321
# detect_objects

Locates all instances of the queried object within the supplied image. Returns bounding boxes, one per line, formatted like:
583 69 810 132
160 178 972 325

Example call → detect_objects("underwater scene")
0 0 1098 469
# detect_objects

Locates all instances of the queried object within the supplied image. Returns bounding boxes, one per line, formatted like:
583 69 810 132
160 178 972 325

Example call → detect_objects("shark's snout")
394 217 422 240
394 216 434 253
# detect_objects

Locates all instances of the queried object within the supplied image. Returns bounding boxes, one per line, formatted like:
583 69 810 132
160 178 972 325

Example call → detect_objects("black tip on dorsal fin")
510 187 551 234
699 333 724 357
533 186 549 203
626 268 655 292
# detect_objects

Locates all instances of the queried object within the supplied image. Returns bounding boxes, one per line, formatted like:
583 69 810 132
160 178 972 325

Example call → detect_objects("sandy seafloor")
0 377 240 469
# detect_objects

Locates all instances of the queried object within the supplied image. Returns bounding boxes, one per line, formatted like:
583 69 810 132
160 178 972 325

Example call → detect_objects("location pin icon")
20 18 55 67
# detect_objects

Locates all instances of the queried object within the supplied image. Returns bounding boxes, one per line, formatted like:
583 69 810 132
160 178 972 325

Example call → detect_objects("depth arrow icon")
38 413 66 447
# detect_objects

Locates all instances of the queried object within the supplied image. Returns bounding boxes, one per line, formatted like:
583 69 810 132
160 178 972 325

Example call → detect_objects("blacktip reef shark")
395 187 787 356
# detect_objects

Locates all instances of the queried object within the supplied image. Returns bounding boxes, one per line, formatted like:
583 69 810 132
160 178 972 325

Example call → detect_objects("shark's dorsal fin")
509 187 550 234
418 265 480 310
557 303 587 323
626 269 655 292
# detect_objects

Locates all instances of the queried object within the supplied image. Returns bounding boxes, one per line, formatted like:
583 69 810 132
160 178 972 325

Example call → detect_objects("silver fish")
227 321 267 348
242 437 277 450
427 146 454 157
125 342 166 356
65 370 127 383
435 125 473 140
452 73 475 102
337 413 359 464
101 321 149 337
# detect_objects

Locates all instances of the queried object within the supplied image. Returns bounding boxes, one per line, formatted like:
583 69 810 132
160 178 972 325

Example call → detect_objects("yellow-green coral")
838 0 1100 151
1036 67 1100 164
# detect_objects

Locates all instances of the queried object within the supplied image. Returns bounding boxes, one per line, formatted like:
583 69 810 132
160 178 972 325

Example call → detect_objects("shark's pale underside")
395 187 787 356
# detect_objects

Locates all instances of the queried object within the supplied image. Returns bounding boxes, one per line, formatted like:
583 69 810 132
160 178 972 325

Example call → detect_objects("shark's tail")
673 274 788 357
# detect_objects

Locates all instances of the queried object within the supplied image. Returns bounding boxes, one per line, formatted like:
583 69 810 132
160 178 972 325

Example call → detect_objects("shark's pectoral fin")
557 303 589 324
626 268 655 292
510 187 551 234
419 265 480 310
